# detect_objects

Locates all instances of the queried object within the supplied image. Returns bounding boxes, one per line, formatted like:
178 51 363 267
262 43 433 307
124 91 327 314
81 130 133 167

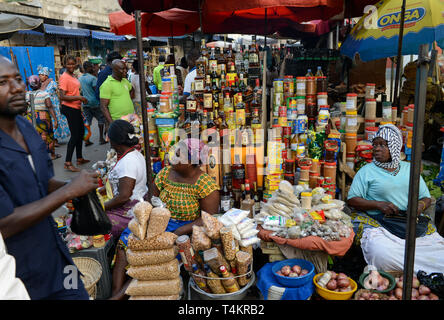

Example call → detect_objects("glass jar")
382 101 392 121
306 77 316 95
392 107 398 124
345 110 358 132
306 103 317 118
284 173 295 185
345 132 357 154
365 119 376 129
317 76 328 93
310 158 321 175
365 83 375 99
306 94 316 105
365 126 378 141
408 104 414 123
402 107 409 126
296 77 306 96
317 92 328 107
309 172 320 189
346 93 358 111
317 106 330 127
324 140 339 162
365 98 376 120
299 164 310 182
274 79 284 93
284 76 294 95
285 159 295 174
300 192 312 210
296 115 308 133
323 161 336 184
296 96 305 115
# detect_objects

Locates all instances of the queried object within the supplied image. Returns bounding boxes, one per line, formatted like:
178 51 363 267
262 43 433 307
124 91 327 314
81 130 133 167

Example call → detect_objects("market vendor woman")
347 124 444 273
109 138 220 300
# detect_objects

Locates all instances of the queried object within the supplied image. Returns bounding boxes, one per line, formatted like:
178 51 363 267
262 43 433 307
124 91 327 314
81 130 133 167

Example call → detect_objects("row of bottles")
192 263 241 294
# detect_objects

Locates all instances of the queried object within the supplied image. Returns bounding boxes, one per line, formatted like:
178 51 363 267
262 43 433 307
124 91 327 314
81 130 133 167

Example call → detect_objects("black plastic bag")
417 270 444 299
70 191 112 236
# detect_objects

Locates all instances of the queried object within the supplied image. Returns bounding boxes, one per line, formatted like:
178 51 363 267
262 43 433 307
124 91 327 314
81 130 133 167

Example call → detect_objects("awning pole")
402 43 430 300
135 10 153 200
393 0 406 106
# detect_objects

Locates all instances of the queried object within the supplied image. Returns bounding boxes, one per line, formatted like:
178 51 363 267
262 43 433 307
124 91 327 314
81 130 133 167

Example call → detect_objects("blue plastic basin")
272 259 315 288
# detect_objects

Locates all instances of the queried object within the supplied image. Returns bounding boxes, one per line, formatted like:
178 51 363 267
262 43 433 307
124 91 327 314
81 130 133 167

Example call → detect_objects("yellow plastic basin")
313 273 357 300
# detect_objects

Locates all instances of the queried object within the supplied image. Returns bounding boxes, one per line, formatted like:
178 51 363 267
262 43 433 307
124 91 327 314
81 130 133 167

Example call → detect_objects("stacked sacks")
125 202 182 300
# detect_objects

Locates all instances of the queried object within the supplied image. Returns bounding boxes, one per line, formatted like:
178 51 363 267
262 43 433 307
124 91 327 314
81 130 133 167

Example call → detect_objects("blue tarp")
91 30 126 41
0 46 55 84
44 23 90 37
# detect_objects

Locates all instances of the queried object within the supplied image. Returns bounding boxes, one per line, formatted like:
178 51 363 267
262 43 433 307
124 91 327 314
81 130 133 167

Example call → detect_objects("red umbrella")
109 9 199 37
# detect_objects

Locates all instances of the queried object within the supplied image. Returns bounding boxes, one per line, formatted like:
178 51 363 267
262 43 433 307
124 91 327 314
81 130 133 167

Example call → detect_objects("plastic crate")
71 236 115 300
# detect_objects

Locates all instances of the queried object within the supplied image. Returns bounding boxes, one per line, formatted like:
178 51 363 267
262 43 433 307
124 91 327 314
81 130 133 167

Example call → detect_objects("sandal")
64 162 81 172
76 158 91 165
51 153 62 160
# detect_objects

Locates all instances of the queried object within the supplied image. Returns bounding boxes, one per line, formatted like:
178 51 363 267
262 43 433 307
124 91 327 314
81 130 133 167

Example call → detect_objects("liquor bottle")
207 146 221 187
211 76 220 105
192 264 211 293
219 265 240 293
243 45 249 72
182 108 191 135
208 47 218 78
226 45 234 69
203 75 213 111
191 109 200 137
201 110 208 143
227 59 237 87
232 154 245 191
235 93 246 127
207 111 217 145
196 39 208 77
227 110 236 146
222 76 231 101
217 47 227 77
249 37 259 68
253 182 261 216
238 73 247 94
223 92 232 113
251 108 261 144
235 44 243 71
220 176 232 214
186 82 198 113
241 179 255 218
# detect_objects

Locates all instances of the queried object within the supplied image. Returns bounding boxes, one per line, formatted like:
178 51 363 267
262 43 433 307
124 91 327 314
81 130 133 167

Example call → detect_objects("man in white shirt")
183 49 200 96
0 232 30 300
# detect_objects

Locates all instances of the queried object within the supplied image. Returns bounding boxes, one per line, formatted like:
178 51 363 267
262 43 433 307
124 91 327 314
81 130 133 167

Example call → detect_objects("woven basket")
72 257 102 299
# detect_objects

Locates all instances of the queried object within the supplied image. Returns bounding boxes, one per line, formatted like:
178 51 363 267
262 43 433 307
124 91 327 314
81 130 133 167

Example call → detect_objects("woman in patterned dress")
25 75 60 159
38 65 70 145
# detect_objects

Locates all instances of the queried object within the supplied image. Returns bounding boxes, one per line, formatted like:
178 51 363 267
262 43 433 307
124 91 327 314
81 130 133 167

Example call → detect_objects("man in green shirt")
100 60 135 126
152 55 165 92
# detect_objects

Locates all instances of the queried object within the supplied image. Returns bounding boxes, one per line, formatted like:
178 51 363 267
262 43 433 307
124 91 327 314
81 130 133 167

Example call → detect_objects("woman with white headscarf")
38 65 70 145
347 124 444 274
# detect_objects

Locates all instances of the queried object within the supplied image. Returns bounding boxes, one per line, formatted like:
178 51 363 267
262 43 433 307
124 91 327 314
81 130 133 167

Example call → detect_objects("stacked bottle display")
266 66 339 200
177 39 264 215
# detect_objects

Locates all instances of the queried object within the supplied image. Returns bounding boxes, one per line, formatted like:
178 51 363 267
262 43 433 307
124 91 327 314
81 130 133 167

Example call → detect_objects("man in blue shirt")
79 61 106 145
95 51 122 101
0 56 100 300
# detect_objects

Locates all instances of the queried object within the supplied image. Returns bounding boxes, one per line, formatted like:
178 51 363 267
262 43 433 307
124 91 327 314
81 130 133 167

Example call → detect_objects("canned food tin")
274 79 284 93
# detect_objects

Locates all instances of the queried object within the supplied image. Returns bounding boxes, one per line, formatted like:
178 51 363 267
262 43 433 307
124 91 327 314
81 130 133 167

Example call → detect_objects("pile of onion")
276 264 310 278
387 275 439 300
324 272 353 292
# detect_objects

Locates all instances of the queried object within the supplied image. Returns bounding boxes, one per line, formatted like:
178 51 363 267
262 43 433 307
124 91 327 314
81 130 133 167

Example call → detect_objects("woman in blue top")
346 124 444 273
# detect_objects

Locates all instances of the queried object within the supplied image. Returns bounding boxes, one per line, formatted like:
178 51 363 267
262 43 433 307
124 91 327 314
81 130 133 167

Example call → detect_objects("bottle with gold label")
235 94 246 127
208 47 218 78
217 47 227 77
251 108 261 143
227 110 236 146
186 82 197 113
203 75 212 110
219 265 240 293
196 39 207 77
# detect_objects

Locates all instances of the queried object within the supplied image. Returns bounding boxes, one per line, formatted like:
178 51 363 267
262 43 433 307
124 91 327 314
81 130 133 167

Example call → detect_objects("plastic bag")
127 232 177 251
191 225 212 252
201 211 223 240
128 218 147 240
126 247 178 266
70 191 112 236
417 270 444 299
125 278 181 296
127 259 180 280
146 207 171 239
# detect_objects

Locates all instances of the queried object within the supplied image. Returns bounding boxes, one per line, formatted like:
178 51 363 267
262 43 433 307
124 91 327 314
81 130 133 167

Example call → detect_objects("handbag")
379 211 430 239
70 190 112 236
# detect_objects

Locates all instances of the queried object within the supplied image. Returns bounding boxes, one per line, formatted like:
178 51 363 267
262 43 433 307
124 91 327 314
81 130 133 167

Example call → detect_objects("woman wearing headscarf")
38 65 70 145
98 120 148 240
347 124 444 274
26 75 60 160
108 138 220 300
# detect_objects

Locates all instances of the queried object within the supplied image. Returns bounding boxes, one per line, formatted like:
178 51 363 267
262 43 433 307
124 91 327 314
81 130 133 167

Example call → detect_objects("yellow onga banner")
341 0 444 61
